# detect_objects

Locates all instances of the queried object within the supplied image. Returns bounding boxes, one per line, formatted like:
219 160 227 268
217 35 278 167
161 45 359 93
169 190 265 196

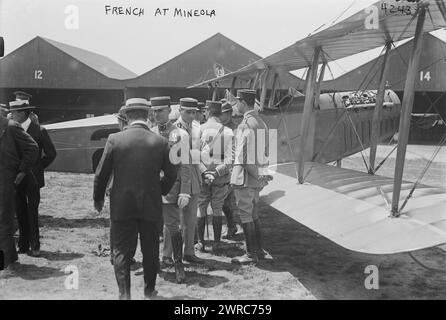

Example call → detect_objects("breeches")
233 187 260 224
198 183 229 217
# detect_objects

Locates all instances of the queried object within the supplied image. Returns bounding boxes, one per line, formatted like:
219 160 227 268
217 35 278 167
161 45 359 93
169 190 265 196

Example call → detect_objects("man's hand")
177 194 191 209
203 172 215 185
258 175 273 185
94 200 104 213
14 172 26 186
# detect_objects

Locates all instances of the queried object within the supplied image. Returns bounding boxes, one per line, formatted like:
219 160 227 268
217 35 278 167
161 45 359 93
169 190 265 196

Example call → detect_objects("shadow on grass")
40 215 110 229
159 270 229 288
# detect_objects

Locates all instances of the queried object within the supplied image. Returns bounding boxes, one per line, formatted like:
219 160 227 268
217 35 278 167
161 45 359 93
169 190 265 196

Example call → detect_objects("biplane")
188 0 446 254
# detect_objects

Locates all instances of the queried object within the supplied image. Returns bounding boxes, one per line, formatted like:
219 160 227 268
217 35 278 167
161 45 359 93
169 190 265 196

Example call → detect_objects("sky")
1 0 446 79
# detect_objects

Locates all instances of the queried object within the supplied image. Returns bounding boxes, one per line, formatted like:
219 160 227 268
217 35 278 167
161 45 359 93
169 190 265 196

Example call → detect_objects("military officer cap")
114 105 127 122
14 91 32 101
123 98 151 112
197 102 207 111
205 100 222 115
8 99 35 111
221 99 233 113
150 96 171 110
179 97 199 111
236 89 256 106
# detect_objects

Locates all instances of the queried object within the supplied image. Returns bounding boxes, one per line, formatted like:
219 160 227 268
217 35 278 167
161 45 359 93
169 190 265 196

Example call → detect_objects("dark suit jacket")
26 121 57 188
93 122 177 222
0 116 38 175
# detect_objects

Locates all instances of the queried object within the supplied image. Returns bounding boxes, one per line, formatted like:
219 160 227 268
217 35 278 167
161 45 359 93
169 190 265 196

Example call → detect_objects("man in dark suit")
94 98 176 300
9 98 57 257
0 113 38 275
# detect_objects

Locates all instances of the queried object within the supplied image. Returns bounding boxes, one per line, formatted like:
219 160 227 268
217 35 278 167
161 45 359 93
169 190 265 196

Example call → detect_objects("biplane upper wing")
188 0 446 88
262 162 446 254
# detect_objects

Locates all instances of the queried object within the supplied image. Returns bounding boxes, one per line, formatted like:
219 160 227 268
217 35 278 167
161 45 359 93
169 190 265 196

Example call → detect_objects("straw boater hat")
122 98 151 112
8 99 35 111
150 96 171 110
179 97 199 111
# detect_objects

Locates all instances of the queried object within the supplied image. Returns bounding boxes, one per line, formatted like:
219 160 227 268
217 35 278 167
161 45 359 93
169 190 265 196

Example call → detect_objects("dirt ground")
1 145 446 300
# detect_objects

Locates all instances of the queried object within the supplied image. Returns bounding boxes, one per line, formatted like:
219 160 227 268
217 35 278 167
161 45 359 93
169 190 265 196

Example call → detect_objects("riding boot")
212 216 223 252
222 205 237 239
171 231 186 283
231 222 258 264
253 219 273 260
195 217 206 252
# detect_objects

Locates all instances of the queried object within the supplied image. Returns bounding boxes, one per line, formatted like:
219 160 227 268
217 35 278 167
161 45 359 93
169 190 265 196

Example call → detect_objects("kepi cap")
197 102 207 111
150 96 171 110
236 89 256 106
221 99 233 113
205 100 222 114
14 91 32 101
180 98 198 111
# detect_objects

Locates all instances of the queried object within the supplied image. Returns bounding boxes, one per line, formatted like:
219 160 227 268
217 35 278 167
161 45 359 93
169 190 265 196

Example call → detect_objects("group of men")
93 89 273 299
0 91 56 274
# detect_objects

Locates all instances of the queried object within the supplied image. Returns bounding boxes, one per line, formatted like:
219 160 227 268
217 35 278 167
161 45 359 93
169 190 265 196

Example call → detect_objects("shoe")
231 222 258 265
161 256 174 267
144 290 158 300
174 262 186 283
183 254 205 264
231 253 259 264
28 250 41 257
257 249 273 260
194 241 206 253
253 219 273 261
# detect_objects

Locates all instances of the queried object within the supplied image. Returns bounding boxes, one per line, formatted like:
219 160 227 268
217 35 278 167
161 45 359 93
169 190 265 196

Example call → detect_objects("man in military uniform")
220 99 240 239
0 112 38 275
151 96 192 283
173 98 206 264
9 99 57 257
230 89 273 264
196 100 234 252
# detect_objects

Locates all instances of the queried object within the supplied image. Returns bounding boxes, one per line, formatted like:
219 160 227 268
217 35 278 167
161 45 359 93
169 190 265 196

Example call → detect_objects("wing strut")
230 77 237 95
369 42 393 174
298 46 321 184
391 3 428 216
260 67 271 111
314 62 326 110
268 72 279 109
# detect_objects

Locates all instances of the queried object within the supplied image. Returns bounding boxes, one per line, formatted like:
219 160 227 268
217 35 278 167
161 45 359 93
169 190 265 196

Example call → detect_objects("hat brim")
180 106 199 111
151 105 170 111
123 106 151 112
9 105 36 111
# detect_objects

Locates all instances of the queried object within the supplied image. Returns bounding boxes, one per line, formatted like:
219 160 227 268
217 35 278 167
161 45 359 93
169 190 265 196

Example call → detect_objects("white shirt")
21 117 31 132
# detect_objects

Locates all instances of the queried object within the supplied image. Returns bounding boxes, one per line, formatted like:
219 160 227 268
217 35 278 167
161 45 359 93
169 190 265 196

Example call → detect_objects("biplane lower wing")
261 162 446 254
